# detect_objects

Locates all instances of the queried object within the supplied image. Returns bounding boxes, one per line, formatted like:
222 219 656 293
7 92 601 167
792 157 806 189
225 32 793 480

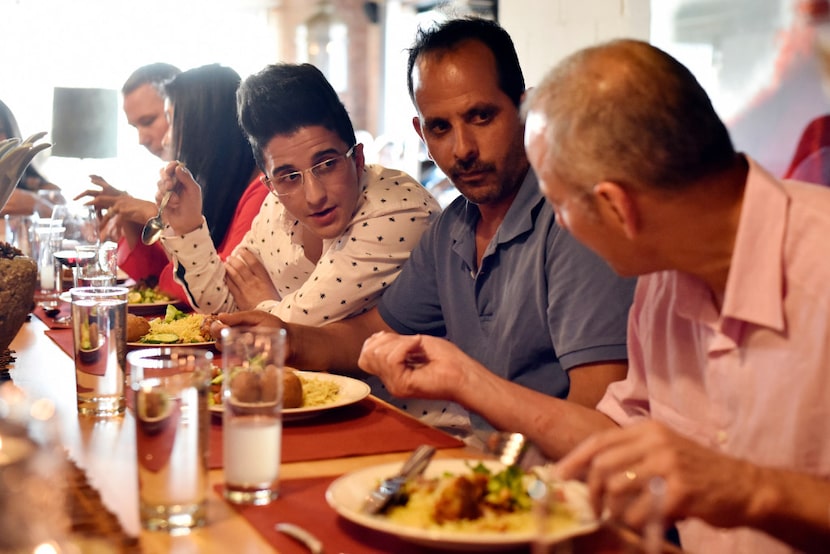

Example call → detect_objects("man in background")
75 63 180 236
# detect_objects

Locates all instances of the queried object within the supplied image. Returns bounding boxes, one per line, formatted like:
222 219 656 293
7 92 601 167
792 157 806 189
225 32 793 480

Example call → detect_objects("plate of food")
126 305 216 347
208 368 370 421
127 285 186 315
325 459 599 551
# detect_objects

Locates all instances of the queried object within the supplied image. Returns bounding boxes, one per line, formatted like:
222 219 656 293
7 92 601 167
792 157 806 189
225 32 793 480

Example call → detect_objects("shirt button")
716 430 728 445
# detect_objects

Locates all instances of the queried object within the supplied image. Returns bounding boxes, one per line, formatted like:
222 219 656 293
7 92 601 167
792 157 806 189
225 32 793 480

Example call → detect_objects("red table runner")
33 303 72 330
45 328 74 358
214 477 528 554
209 397 463 467
41 328 464 464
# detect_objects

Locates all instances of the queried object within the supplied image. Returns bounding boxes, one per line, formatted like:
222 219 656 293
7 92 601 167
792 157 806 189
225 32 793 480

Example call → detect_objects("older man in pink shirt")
592 156 830 553
358 39 830 553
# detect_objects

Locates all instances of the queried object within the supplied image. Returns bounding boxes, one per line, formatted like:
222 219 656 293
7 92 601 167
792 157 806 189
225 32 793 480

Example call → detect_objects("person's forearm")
745 464 830 551
286 309 390 375
453 364 618 460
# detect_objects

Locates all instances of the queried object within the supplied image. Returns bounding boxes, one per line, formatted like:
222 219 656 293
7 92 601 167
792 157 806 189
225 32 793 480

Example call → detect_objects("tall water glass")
33 223 64 308
71 286 128 416
129 348 212 533
221 327 286 505
74 243 117 287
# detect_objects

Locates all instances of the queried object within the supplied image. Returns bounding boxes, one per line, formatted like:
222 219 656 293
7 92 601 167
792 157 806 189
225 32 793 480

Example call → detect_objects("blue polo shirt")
377 169 635 432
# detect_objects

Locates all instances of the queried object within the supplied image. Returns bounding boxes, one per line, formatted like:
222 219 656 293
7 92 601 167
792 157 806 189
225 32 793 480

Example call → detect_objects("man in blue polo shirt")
220 18 635 441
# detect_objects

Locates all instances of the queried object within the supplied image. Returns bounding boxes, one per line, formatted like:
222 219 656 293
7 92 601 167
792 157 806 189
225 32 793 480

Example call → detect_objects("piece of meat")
200 314 219 341
432 474 488 523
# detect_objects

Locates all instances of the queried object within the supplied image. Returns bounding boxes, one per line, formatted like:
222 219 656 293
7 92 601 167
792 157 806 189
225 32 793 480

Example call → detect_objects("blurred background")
1 0 827 202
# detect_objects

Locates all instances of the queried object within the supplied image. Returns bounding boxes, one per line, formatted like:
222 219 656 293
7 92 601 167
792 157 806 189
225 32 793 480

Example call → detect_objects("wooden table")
9 316 681 554
7 316 477 553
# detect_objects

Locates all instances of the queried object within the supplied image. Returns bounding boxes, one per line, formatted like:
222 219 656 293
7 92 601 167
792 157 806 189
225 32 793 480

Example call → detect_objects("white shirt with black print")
161 164 439 325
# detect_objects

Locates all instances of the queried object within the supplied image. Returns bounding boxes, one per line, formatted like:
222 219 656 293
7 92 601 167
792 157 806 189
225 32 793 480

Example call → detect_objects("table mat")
33 303 72 329
214 476 527 554
46 328 74 358
209 396 463 467
39 329 464 465
216 475 647 554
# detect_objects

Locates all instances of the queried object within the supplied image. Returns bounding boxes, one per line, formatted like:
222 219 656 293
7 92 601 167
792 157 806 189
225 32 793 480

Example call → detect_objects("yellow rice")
146 313 208 343
298 374 340 407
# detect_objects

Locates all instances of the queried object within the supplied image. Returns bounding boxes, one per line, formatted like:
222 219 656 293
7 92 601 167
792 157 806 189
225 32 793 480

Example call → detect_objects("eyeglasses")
262 144 357 197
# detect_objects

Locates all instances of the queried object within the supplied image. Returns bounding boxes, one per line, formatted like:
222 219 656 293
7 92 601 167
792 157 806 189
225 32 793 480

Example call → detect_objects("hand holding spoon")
140 190 172 245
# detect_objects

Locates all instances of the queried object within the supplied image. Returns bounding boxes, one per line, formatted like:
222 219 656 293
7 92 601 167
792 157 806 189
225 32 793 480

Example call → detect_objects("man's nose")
452 126 478 162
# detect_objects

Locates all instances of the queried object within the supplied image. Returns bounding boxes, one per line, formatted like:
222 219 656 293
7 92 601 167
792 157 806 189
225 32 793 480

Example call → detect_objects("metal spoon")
140 190 172 245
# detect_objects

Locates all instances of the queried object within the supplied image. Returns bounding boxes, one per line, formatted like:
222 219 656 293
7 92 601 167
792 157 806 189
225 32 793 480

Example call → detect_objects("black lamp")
50 87 118 159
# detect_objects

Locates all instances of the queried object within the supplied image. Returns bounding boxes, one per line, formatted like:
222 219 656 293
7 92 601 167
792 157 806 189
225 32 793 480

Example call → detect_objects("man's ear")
411 116 424 141
353 142 366 175
593 181 639 239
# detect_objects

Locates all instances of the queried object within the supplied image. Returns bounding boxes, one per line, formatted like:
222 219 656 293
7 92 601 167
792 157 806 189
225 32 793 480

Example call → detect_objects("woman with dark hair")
0 99 63 216
156 63 439 324
115 64 267 300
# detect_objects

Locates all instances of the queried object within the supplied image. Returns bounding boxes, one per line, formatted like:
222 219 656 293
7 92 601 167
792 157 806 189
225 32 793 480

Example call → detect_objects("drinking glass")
74 243 117 288
50 203 100 293
33 222 64 309
3 213 36 257
129 348 212 533
71 286 129 416
221 326 286 505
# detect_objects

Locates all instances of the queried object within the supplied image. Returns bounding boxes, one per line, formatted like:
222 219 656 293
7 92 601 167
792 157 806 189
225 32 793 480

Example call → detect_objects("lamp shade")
51 87 118 159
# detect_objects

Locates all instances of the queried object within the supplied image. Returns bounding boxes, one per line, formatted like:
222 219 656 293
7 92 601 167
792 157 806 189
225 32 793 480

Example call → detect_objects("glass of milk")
128 347 212 532
220 326 286 505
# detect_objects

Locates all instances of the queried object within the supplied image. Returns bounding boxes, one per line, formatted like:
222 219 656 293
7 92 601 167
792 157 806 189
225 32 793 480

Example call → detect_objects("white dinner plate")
127 299 187 315
325 459 599 551
59 291 184 315
209 371 371 421
127 341 216 348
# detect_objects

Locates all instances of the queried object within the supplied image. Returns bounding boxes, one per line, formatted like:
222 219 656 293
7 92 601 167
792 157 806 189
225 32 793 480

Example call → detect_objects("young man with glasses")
155 63 439 324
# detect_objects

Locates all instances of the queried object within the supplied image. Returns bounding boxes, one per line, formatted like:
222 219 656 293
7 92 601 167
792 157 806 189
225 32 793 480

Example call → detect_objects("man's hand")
157 161 203 235
358 331 474 402
554 420 762 531
213 311 285 352
104 196 158 226
225 249 280 310
74 175 127 212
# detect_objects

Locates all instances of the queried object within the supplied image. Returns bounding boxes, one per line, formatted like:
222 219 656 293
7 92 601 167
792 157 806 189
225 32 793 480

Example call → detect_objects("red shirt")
118 174 267 303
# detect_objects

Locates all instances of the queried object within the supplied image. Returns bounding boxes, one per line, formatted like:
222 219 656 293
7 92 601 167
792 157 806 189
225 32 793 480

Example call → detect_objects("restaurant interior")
2 0 830 552
1 0 828 200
